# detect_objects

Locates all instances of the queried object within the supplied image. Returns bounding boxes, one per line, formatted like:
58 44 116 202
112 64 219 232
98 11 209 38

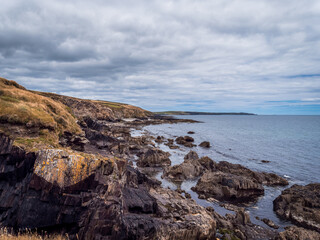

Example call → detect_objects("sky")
1 0 320 114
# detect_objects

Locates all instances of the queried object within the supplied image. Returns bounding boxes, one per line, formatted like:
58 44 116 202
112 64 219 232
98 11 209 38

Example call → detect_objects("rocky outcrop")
0 133 216 239
273 183 320 233
276 226 320 240
137 149 171 168
192 171 265 202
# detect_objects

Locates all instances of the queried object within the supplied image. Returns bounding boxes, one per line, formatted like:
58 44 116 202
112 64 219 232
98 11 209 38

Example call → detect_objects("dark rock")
187 131 195 134
261 160 270 163
137 149 171 168
273 183 320 232
199 141 211 148
276 226 320 240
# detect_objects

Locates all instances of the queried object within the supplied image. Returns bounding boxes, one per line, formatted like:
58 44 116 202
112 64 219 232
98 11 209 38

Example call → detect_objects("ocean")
133 115 320 229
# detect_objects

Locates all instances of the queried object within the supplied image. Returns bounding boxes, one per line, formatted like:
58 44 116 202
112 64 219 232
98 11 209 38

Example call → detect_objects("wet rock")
187 131 195 134
155 136 165 143
261 160 270 163
192 171 264 203
175 136 195 148
273 183 320 232
261 218 279 229
199 141 211 148
276 226 320 240
137 149 171 168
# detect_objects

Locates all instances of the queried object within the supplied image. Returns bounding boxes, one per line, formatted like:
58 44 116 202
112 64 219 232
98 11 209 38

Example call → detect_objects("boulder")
187 131 195 134
273 183 320 232
261 218 279 229
184 150 199 161
199 141 210 148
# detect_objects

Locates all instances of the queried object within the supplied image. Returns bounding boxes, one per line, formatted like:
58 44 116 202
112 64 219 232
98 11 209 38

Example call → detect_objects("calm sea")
136 115 320 228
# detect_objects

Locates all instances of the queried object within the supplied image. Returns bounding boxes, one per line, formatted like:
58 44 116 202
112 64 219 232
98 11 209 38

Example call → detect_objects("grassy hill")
154 111 256 115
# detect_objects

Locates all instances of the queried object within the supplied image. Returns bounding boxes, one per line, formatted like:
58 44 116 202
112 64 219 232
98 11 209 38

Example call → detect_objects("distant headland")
154 111 256 115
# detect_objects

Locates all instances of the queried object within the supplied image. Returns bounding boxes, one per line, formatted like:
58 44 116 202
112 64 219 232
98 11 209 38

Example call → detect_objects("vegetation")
0 77 82 150
0 228 68 240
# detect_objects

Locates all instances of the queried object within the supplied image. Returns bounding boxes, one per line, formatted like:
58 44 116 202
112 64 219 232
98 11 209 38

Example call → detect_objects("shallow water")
132 115 320 229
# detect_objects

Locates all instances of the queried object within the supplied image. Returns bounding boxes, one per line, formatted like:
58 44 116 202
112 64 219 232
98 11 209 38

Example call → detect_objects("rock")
215 161 288 186
198 156 217 171
273 183 320 232
175 136 196 148
276 226 320 240
261 218 279 229
261 160 270 163
191 171 264 202
0 134 217 239
199 141 211 148
163 158 204 182
187 131 195 134
184 150 199 161
155 136 165 143
137 149 171 168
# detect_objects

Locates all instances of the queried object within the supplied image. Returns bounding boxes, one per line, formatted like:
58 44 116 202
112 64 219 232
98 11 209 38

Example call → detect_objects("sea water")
135 115 320 229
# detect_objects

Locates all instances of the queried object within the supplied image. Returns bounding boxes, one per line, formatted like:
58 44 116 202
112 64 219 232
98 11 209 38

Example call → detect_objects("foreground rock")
137 149 171 168
0 134 216 239
276 226 320 240
273 183 320 233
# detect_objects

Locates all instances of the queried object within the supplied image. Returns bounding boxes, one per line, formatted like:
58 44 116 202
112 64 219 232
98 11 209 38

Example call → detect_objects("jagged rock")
192 171 264 202
276 226 320 240
137 149 171 168
273 183 320 232
199 141 210 148
0 134 216 239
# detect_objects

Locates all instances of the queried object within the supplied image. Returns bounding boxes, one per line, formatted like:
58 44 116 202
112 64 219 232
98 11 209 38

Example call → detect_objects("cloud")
1 0 320 114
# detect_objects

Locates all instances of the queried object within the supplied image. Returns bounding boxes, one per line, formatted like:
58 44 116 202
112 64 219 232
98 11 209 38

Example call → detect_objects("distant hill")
154 111 256 115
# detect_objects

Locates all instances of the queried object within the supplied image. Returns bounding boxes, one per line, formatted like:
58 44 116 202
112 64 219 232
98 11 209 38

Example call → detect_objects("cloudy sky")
1 0 320 114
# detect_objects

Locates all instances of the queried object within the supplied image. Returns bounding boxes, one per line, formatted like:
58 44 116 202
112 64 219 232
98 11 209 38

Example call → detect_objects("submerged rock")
273 183 320 232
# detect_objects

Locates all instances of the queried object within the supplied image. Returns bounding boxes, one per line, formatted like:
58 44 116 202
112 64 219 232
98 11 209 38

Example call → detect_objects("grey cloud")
1 0 320 113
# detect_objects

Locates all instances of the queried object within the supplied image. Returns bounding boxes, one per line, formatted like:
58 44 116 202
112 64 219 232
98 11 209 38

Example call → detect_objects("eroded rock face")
0 134 216 239
192 171 264 202
273 183 320 233
276 226 320 240
137 149 171 168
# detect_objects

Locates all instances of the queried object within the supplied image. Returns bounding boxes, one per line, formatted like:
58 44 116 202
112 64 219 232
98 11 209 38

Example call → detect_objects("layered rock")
175 136 195 148
0 133 216 239
273 183 320 233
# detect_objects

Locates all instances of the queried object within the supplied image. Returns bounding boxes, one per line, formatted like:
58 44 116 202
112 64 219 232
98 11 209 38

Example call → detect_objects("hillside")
0 77 151 150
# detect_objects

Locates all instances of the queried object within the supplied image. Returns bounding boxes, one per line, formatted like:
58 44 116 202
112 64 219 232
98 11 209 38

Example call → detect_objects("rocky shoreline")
0 78 319 239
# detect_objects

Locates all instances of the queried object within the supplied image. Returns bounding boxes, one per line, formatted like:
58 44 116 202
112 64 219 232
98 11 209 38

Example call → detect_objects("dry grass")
0 77 82 150
0 228 68 240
